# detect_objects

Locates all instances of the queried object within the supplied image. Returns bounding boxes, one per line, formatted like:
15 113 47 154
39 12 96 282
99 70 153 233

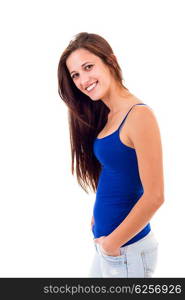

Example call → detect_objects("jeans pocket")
97 243 125 262
97 244 127 277
141 245 158 277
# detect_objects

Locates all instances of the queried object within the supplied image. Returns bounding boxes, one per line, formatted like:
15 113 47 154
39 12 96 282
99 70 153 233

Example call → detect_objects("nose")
79 74 91 90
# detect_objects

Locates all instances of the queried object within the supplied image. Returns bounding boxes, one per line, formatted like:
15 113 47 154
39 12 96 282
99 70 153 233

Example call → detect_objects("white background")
0 0 184 277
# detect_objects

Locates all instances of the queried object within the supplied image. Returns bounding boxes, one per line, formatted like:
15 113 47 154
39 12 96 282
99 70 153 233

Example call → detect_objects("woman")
57 32 164 277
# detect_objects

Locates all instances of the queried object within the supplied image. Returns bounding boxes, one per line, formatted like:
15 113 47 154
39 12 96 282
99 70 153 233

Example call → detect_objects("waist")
97 176 143 197
92 223 151 247
95 191 143 203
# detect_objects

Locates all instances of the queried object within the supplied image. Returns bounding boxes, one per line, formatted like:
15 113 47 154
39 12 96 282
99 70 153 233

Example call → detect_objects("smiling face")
66 48 114 100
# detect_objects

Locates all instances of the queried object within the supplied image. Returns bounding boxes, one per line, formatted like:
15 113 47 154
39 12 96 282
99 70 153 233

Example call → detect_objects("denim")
88 231 159 278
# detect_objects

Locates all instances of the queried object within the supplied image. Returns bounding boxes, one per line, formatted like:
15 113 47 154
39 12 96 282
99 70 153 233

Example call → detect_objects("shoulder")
131 102 154 114
129 104 158 127
127 104 161 144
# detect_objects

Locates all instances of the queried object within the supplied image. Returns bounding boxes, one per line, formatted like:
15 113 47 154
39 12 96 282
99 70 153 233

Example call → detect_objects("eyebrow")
70 61 92 75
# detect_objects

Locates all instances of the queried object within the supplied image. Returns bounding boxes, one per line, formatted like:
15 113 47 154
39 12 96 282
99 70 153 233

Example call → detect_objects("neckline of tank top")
95 103 146 141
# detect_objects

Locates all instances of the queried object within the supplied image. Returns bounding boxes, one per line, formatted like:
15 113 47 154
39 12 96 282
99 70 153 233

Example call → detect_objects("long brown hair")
57 32 129 194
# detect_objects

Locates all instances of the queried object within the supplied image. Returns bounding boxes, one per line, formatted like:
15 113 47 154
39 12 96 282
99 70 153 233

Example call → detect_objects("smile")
86 81 98 92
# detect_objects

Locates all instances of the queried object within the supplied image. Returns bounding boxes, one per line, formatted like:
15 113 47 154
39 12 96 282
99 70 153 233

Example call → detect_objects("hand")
94 236 121 257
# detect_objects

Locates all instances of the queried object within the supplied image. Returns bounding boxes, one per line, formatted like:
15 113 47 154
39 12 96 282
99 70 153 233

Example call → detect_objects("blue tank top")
92 103 151 247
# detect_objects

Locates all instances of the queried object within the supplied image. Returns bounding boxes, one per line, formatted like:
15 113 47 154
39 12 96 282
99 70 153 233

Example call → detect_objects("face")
66 48 114 100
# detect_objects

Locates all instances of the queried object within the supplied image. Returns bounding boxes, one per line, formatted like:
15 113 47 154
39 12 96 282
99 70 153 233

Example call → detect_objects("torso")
96 97 143 149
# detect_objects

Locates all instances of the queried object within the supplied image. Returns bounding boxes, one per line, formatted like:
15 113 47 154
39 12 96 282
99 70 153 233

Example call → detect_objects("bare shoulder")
129 103 158 127
127 103 162 147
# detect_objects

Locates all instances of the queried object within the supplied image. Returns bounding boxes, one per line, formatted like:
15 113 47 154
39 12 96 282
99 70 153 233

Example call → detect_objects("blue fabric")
92 103 151 247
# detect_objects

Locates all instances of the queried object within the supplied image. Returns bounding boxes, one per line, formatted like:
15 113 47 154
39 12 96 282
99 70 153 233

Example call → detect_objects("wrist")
102 235 121 252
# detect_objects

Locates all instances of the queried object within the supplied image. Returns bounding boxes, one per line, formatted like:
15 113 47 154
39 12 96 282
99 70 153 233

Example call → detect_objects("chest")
96 118 134 149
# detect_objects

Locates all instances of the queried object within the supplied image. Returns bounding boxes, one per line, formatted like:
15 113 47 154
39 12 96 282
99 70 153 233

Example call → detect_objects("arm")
102 105 165 252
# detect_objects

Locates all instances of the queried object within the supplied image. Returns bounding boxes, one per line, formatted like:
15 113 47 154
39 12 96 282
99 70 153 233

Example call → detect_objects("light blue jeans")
88 231 159 278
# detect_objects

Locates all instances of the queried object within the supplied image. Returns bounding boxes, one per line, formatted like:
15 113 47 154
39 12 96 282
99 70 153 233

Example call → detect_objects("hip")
93 231 159 277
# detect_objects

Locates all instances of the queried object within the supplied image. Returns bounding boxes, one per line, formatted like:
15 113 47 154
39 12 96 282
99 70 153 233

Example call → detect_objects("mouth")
86 81 98 93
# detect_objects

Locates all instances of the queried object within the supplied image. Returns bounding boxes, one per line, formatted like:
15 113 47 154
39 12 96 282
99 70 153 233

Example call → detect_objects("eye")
71 64 93 79
85 64 93 70
71 73 77 79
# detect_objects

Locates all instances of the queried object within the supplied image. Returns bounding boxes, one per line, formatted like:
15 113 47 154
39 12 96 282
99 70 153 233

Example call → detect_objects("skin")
66 48 164 257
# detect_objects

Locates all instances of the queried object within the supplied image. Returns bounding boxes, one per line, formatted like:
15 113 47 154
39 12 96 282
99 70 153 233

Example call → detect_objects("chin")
90 91 105 101
89 94 102 101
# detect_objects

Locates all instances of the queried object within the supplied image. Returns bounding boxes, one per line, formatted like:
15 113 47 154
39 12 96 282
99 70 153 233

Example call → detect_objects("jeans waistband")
94 231 156 255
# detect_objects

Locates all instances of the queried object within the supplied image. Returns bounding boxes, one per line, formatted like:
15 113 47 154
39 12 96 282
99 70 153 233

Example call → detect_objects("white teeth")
86 81 97 91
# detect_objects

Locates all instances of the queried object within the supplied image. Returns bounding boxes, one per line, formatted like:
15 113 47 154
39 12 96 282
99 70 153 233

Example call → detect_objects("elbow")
144 191 165 207
153 194 165 207
156 195 164 207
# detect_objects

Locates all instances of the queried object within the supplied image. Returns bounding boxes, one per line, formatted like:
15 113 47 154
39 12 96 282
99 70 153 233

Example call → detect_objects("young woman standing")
57 32 164 277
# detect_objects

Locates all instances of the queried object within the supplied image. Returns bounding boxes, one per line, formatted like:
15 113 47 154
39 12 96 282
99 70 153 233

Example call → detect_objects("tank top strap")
118 103 147 131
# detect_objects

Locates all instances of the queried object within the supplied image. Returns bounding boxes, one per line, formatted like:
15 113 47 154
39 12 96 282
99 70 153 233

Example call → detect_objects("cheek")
101 79 109 88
